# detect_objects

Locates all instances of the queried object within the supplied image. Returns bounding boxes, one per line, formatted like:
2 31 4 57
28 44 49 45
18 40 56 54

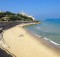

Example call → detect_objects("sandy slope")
3 24 60 57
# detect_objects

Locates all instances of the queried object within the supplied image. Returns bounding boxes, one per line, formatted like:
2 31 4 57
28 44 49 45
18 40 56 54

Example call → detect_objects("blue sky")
0 0 60 19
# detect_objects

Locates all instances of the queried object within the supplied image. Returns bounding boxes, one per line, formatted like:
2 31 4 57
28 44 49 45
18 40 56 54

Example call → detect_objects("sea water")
26 19 60 45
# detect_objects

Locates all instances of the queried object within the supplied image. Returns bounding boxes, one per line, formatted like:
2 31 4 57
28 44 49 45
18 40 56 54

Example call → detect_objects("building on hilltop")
20 10 35 21
0 11 2 12
0 11 3 12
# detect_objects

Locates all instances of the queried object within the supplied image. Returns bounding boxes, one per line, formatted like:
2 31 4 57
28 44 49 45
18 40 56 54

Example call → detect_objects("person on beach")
19 34 24 37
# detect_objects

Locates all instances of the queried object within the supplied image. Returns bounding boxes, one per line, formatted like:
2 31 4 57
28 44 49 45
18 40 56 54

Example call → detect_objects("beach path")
3 24 60 57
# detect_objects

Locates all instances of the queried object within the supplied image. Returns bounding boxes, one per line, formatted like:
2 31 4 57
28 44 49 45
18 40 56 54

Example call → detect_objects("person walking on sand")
19 34 24 37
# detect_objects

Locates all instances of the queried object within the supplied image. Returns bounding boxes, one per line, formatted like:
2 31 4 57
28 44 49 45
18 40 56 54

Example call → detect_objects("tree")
0 12 5 18
0 11 34 21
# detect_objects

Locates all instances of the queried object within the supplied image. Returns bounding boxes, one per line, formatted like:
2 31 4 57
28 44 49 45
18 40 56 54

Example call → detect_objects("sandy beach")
3 23 60 57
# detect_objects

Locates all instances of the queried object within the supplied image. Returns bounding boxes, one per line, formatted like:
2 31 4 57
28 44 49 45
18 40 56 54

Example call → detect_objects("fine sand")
3 24 60 57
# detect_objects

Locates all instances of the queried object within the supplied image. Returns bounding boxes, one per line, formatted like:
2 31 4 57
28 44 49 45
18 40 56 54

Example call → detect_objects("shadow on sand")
0 48 13 57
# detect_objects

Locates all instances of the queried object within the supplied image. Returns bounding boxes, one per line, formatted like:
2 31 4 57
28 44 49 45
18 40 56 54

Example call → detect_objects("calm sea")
26 19 60 45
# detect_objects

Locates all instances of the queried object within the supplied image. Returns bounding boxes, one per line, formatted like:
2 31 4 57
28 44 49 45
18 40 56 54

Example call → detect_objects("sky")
0 0 60 19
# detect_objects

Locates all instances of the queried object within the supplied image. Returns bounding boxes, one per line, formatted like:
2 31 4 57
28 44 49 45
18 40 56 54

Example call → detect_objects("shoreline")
3 23 60 57
25 27 60 53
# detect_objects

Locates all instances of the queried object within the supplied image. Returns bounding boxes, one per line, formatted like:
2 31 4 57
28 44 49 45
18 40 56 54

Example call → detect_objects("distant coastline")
0 11 40 30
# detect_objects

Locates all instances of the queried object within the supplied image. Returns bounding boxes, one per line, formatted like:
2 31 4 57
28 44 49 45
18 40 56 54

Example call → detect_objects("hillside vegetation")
0 11 34 21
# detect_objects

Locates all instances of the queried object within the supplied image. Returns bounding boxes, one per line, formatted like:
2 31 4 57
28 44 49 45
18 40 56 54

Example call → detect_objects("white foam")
50 40 60 45
44 37 60 45
37 27 40 29
44 37 49 40
33 33 42 38
28 30 60 46
34 33 60 46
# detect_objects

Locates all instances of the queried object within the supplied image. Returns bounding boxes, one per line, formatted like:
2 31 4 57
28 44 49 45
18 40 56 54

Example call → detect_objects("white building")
0 11 1 12
0 11 4 13
20 10 35 20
